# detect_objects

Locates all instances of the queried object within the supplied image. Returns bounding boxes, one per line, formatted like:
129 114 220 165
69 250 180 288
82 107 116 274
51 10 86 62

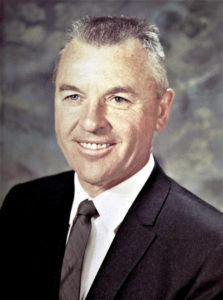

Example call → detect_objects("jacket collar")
87 161 171 299
133 160 171 225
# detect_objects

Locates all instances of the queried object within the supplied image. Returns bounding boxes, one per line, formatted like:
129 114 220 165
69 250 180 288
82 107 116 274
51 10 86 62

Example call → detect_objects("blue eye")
106 95 130 109
114 96 125 103
69 94 79 101
63 93 83 105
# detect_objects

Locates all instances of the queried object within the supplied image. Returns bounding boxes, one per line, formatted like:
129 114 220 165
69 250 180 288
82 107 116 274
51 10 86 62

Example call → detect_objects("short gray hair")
53 16 169 98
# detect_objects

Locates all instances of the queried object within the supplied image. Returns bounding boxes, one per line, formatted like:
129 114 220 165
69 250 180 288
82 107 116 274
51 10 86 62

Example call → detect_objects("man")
1 16 223 300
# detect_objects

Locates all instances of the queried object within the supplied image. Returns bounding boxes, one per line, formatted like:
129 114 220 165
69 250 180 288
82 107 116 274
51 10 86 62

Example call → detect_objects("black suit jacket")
1 162 223 299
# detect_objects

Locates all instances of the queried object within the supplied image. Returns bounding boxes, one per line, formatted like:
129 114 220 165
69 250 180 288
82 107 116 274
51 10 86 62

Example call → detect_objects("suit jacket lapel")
87 162 170 299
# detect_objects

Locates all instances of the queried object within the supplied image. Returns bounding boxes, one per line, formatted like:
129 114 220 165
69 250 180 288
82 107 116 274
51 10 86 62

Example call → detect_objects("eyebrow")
59 84 136 96
105 86 137 96
59 84 84 94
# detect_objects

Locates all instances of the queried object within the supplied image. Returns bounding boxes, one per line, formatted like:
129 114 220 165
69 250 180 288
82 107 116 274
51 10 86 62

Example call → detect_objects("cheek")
130 116 155 147
116 118 143 148
55 104 63 128
54 111 61 137
55 115 70 148
55 108 77 135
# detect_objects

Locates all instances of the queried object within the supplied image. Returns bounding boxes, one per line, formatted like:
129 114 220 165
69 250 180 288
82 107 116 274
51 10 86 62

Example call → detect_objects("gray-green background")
1 0 223 210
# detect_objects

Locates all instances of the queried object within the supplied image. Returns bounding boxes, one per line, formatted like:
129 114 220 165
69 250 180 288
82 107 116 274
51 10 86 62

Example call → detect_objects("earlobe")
155 88 174 131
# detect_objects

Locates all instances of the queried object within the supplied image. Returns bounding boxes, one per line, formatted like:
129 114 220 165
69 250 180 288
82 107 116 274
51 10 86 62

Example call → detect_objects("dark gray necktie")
59 200 98 300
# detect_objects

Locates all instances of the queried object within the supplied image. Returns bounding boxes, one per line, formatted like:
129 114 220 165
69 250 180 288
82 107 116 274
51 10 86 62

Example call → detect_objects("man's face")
55 38 173 196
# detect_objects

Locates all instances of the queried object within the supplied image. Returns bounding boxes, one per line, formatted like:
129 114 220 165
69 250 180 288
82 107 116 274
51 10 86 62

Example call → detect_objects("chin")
76 171 106 185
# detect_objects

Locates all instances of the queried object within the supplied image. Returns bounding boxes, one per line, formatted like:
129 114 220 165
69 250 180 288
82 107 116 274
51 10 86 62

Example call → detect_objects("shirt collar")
69 154 155 233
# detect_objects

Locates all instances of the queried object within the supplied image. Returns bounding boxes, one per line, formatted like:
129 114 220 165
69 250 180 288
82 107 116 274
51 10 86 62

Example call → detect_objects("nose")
78 100 110 133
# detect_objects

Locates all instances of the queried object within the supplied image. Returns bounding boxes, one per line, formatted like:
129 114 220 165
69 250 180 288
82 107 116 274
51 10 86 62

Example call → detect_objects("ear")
155 88 174 131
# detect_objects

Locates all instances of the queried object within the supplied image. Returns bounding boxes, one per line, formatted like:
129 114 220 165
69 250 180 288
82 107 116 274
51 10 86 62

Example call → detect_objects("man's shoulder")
153 161 222 215
11 170 74 192
168 174 222 218
147 161 223 237
1 170 74 211
160 169 223 240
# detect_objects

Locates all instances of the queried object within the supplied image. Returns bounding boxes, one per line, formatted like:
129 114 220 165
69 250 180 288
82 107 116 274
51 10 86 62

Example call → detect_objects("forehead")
57 38 150 77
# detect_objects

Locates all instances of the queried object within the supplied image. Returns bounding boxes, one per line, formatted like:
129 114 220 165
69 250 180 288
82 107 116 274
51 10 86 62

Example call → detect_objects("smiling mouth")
79 142 112 150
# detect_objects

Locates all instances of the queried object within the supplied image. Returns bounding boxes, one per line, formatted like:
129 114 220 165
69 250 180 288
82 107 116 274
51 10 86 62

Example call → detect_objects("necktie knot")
77 199 98 218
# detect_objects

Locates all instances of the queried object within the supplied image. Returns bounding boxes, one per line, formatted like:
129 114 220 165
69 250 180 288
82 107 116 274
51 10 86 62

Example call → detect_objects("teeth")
80 142 110 150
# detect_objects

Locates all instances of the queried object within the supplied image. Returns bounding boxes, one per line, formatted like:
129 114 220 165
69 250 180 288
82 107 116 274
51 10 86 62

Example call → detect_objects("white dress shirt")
68 154 155 299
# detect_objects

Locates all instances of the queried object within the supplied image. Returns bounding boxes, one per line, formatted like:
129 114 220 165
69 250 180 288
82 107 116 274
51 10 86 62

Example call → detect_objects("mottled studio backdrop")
1 0 223 210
